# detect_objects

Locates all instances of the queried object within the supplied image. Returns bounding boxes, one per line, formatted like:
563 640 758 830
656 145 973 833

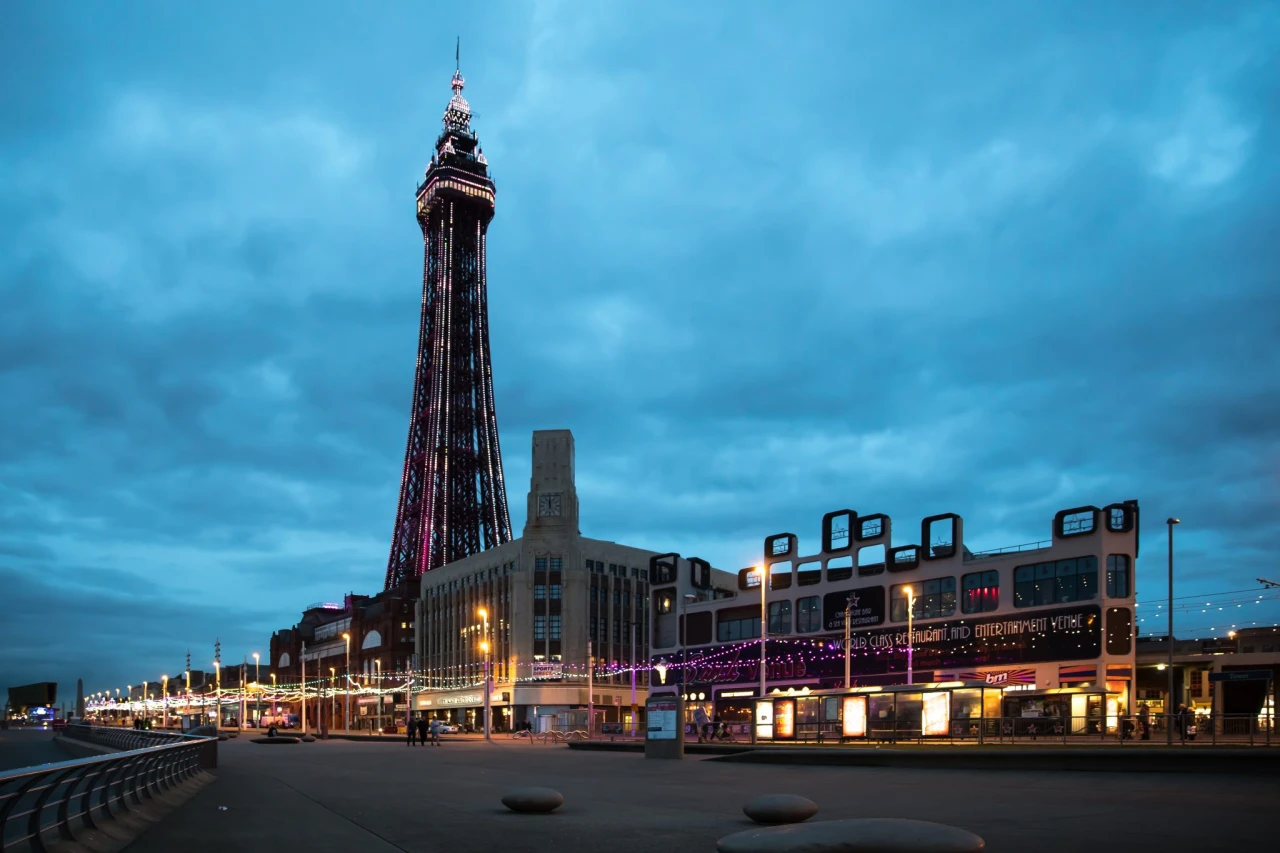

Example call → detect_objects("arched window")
278 652 291 668
362 630 382 650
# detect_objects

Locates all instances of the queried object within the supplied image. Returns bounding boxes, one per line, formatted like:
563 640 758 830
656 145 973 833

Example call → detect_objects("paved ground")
0 728 70 772
126 737 1275 853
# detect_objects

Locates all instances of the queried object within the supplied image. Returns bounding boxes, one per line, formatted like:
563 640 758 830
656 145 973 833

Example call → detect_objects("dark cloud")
2 1 1278 693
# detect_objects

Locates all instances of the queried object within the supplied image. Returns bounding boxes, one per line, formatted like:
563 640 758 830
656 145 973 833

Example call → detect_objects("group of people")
405 716 444 746
692 706 732 743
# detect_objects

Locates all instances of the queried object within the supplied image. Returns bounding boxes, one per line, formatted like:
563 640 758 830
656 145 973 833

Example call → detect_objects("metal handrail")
1 725 215 852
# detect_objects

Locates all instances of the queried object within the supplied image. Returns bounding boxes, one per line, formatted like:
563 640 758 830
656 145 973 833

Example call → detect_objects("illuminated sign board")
755 700 774 739
774 699 795 739
647 697 679 741
842 696 867 738
822 586 887 631
922 692 950 736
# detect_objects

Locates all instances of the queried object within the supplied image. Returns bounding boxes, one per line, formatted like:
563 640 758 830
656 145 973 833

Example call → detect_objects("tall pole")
214 663 221 727
587 639 594 736
906 587 915 686
759 565 767 701
240 656 247 732
1167 518 1180 745
343 634 351 734
253 653 260 727
479 607 491 742
301 641 308 734
330 668 336 730
374 658 381 735
162 675 169 728
630 621 638 737
844 597 853 689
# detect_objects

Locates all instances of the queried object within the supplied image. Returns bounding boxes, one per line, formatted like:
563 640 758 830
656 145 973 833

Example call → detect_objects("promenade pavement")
0 728 72 772
127 735 1276 853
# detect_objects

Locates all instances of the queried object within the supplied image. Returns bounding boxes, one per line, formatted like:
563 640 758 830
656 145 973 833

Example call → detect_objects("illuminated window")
796 597 822 633
1015 557 1097 608
1106 555 1130 598
891 578 956 621
768 600 792 634
961 570 1000 614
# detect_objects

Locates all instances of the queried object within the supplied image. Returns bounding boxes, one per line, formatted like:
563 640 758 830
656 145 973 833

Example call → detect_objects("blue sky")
2 1 1278 696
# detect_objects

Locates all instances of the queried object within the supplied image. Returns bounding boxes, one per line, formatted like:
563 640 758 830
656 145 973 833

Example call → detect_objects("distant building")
412 429 727 733
1136 627 1279 723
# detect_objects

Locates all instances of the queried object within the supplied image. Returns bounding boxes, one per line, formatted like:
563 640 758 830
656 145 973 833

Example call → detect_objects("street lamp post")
905 587 916 686
342 633 352 734
478 607 491 742
1167 517 1180 745
374 658 381 735
630 621 638 738
142 681 148 727
587 639 593 737
184 671 190 719
844 595 855 689
270 672 276 721
162 675 169 728
253 653 260 727
329 667 336 731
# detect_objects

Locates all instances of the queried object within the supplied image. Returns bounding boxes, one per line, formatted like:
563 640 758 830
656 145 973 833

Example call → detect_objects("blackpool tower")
384 64 513 591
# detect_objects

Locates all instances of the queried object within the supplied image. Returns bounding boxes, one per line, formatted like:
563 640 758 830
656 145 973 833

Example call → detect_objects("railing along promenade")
0 724 216 852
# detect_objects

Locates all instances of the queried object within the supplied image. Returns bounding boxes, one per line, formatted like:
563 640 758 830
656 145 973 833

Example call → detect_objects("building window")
623 590 630 607
550 556 562 571
549 615 562 640
1106 555 1130 598
590 616 597 638
534 584 547 600
768 600 792 634
891 578 956 621
599 616 608 642
535 556 547 572
534 616 547 640
613 589 621 605
640 568 648 581
716 606 762 642
795 596 821 633
961 571 999 614
622 619 631 642
550 584 562 599
613 621 621 642
1014 557 1097 607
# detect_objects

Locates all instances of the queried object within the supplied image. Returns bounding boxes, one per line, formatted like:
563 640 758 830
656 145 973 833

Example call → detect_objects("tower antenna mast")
456 36 460 72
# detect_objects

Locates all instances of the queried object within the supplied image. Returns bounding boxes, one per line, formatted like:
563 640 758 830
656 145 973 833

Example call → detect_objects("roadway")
126 735 1275 853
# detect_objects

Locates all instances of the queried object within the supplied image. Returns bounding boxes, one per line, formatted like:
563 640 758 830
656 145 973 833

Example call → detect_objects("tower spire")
456 36 460 72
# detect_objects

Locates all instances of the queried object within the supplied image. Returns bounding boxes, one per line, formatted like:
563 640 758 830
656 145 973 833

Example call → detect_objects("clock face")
537 493 562 517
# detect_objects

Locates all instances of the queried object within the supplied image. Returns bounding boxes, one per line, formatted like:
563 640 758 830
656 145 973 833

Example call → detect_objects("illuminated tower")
384 64 512 590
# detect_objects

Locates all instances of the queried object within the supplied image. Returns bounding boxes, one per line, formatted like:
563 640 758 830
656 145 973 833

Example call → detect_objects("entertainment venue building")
649 501 1141 740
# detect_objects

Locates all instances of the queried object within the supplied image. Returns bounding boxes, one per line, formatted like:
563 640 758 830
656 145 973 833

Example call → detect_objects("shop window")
1106 555 1130 598
768 600 792 634
1106 607 1132 655
891 578 955 621
961 570 1000 614
1015 557 1096 607
716 605 761 642
826 555 853 582
796 596 822 633
858 544 886 576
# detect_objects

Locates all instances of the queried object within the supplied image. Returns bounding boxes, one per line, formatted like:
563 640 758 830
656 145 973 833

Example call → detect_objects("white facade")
413 429 678 729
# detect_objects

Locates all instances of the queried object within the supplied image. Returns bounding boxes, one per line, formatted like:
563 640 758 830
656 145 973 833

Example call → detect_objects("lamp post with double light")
904 586 916 686
478 607 491 741
342 633 352 733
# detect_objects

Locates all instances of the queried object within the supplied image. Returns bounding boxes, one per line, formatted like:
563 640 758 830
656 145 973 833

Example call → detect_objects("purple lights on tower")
384 65 512 591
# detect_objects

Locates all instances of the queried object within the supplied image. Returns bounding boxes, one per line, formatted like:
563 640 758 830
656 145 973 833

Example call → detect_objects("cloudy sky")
2 1 1277 697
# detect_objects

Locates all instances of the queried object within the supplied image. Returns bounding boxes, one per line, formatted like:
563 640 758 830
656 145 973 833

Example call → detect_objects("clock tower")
525 429 579 534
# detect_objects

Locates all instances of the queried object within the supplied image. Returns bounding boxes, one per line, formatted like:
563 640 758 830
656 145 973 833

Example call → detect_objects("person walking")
429 717 441 746
1138 702 1151 740
407 714 418 746
694 706 711 744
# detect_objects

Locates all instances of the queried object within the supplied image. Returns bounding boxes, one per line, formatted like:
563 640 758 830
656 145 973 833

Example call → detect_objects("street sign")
1208 670 1273 683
